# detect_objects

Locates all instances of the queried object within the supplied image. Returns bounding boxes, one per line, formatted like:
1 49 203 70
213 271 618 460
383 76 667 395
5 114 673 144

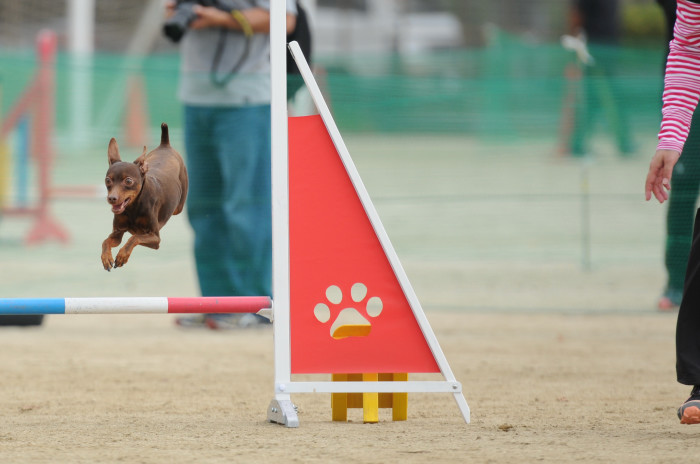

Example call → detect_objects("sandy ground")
0 133 693 462
1 309 698 464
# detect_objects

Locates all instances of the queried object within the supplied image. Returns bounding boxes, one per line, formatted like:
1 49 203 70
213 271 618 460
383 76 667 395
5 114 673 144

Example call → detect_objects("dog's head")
105 138 148 215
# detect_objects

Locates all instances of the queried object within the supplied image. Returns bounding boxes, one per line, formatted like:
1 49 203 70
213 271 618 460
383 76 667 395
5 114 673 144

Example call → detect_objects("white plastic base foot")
267 398 299 428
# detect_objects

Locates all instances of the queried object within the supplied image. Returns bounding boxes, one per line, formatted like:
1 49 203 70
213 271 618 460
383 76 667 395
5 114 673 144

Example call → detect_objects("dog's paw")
101 253 114 271
114 248 131 268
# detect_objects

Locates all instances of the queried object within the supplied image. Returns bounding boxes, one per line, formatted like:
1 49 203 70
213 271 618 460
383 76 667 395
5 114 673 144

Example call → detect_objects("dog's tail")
160 123 170 146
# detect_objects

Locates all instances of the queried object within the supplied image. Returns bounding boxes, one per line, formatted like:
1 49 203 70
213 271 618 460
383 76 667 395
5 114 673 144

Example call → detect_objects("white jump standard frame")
267 0 469 427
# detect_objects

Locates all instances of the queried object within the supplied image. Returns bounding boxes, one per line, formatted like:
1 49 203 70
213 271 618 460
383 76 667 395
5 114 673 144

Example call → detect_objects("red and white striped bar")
0 296 273 318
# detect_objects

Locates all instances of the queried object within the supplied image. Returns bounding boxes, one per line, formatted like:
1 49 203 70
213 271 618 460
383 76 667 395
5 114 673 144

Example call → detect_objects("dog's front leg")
101 230 124 271
114 233 161 268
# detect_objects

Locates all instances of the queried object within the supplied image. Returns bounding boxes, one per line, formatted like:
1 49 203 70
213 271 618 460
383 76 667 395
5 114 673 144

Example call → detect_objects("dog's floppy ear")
134 146 149 175
108 138 121 165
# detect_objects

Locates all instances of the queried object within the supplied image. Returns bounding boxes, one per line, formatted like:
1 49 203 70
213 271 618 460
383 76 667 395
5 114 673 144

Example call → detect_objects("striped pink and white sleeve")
658 0 700 153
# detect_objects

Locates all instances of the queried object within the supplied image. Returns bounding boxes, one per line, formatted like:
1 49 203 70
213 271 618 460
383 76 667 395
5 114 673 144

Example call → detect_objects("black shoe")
678 385 700 424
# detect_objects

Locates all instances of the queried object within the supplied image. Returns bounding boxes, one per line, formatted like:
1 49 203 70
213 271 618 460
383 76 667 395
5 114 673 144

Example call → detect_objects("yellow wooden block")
347 373 363 408
331 372 408 422
362 373 379 423
378 373 393 408
331 374 347 422
392 373 408 421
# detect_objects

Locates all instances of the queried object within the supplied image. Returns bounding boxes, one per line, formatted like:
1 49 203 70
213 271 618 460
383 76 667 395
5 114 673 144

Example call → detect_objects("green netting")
0 28 667 143
316 29 666 138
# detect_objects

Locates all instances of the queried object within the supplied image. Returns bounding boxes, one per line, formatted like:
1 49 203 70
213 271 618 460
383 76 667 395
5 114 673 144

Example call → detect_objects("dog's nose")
108 195 117 204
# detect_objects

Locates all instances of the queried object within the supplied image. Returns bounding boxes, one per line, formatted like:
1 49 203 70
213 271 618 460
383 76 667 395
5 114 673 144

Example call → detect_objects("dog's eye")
125 177 134 186
105 177 112 186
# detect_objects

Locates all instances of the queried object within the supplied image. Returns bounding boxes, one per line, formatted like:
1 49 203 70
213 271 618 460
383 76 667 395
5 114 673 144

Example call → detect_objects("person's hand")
190 5 232 29
165 1 176 19
645 148 681 203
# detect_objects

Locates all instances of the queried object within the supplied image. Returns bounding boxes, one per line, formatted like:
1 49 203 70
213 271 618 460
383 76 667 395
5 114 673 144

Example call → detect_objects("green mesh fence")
0 28 667 141
316 29 666 138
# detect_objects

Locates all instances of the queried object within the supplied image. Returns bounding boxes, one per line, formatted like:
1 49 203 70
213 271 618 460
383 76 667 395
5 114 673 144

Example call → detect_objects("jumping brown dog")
101 123 188 271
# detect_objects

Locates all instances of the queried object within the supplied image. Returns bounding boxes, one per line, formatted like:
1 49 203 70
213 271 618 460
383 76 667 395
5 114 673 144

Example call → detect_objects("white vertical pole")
67 0 94 149
68 0 94 54
267 0 298 427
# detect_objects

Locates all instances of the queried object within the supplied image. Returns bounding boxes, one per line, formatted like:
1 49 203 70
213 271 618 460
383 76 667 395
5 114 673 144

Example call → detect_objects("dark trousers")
665 112 700 295
677 208 700 384
569 44 633 157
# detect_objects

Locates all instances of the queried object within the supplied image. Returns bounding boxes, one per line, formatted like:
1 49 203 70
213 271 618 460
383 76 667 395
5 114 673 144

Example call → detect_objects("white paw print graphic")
313 283 383 339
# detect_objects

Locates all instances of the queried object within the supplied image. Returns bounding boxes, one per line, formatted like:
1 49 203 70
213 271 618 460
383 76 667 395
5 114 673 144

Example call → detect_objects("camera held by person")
164 0 238 43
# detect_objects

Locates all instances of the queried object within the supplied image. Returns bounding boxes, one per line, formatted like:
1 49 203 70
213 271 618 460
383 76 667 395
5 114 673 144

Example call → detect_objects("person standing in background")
164 0 297 329
568 0 634 157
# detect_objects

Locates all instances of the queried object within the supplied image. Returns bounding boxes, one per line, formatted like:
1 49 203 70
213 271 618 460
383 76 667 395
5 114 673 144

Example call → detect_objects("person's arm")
647 0 700 202
658 2 700 154
568 0 583 36
189 5 297 35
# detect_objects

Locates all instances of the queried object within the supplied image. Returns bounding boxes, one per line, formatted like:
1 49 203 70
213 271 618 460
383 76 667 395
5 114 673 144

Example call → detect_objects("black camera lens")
163 2 198 43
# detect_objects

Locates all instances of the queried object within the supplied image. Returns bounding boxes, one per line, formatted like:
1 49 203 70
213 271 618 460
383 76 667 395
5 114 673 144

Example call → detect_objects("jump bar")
0 296 273 315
